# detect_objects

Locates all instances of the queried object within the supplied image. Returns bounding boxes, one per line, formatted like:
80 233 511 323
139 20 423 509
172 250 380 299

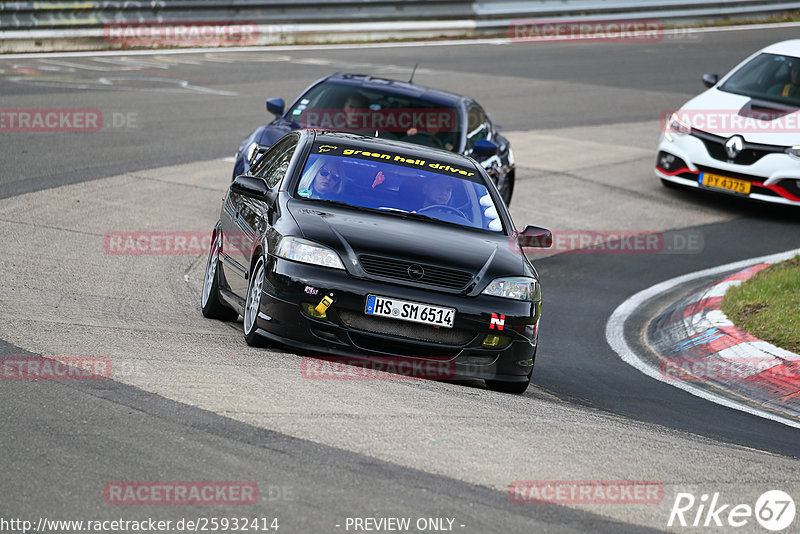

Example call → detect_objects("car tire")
485 376 530 394
243 256 269 347
201 232 239 321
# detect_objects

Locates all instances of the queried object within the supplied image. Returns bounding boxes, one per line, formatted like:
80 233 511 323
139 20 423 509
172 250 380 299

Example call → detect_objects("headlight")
665 113 691 141
481 277 539 302
276 237 344 270
245 142 260 164
785 146 800 160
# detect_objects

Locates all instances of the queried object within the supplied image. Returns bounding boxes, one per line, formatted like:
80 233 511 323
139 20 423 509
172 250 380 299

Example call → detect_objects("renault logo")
725 135 744 159
407 264 425 280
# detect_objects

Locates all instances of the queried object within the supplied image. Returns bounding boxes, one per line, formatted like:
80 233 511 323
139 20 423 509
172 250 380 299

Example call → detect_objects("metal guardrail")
474 0 800 29
0 1 474 29
1 0 798 52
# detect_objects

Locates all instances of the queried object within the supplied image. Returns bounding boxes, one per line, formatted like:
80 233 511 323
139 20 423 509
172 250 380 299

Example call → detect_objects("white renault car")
656 39 800 206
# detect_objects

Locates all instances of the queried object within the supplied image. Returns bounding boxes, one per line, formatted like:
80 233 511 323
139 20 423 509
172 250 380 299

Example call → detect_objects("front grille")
339 310 474 345
691 130 784 166
359 255 473 290
349 333 461 358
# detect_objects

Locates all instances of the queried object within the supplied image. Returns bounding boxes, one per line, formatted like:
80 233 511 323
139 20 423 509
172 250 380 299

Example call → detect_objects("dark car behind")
233 73 516 204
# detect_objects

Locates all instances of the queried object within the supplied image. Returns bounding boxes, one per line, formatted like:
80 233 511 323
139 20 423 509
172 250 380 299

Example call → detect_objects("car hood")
287 199 528 291
679 88 800 146
255 119 297 146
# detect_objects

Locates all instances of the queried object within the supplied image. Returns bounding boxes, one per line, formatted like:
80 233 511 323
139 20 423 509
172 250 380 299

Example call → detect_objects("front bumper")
252 256 540 383
655 131 800 206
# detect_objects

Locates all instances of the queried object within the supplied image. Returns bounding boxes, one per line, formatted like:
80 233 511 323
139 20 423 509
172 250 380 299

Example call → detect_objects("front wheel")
201 232 238 321
243 257 269 347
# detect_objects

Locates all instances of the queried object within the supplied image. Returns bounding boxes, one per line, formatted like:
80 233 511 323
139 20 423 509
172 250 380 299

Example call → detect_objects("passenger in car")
310 159 346 200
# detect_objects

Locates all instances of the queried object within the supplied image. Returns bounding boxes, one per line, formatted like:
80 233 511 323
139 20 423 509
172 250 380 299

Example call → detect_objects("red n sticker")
490 313 505 330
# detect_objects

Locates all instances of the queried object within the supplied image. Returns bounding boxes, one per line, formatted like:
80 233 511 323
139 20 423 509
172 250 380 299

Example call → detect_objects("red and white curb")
654 264 800 411
606 248 800 428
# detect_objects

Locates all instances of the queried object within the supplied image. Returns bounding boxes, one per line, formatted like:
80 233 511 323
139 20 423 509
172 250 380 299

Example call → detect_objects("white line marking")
605 247 800 429
3 21 800 60
704 279 743 298
682 309 735 331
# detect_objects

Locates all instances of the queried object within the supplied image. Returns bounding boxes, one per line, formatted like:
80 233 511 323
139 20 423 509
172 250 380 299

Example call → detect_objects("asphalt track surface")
1 27 800 533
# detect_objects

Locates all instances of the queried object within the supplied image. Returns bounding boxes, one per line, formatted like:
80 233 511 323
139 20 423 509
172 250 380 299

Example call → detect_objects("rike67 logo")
668 490 795 531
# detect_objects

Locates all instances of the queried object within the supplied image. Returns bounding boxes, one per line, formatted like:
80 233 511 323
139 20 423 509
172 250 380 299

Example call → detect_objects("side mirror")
702 73 719 88
473 138 499 157
231 175 269 199
517 225 552 248
266 97 285 117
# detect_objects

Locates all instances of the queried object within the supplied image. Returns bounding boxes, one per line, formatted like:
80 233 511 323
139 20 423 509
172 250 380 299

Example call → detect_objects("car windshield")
295 143 504 232
719 52 800 107
286 81 461 153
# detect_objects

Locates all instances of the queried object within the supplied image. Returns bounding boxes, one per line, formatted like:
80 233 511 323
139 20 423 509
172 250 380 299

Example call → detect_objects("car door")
222 135 299 298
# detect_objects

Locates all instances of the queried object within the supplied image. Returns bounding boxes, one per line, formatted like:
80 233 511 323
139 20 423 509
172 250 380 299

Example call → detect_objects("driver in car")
404 114 455 151
768 63 800 98
411 177 469 223
421 178 454 208
341 94 370 133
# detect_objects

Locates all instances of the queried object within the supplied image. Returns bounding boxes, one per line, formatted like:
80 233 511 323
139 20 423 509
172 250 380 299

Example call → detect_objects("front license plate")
700 172 751 195
365 295 455 329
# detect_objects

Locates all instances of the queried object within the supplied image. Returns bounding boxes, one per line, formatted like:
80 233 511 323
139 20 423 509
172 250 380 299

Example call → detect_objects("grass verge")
721 256 800 353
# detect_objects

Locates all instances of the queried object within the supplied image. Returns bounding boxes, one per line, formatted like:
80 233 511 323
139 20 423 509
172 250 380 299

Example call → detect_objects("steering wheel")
417 204 470 222
405 131 445 149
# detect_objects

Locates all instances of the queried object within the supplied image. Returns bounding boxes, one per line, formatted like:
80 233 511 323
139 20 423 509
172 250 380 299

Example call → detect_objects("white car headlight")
785 146 800 160
481 276 539 301
276 237 344 270
665 113 691 141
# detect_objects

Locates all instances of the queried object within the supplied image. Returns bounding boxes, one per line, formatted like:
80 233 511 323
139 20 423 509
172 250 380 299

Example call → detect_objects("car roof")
320 73 466 107
761 39 800 57
309 130 481 170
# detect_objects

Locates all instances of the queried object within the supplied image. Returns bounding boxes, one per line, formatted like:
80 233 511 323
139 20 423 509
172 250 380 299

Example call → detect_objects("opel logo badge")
407 264 425 280
725 135 744 159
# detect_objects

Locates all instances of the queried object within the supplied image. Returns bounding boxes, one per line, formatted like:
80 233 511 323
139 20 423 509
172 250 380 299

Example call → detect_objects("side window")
466 105 492 152
252 136 298 189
